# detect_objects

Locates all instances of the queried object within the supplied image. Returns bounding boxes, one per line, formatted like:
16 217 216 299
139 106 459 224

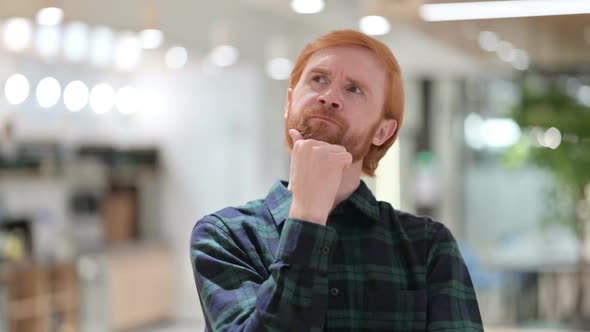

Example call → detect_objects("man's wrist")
288 201 328 225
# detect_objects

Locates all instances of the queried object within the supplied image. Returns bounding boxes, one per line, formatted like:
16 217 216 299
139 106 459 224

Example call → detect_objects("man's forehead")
301 45 387 91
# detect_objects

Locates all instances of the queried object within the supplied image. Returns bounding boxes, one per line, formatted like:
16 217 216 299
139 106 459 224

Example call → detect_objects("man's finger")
330 151 353 168
327 144 347 153
289 129 304 144
341 152 353 168
312 144 346 153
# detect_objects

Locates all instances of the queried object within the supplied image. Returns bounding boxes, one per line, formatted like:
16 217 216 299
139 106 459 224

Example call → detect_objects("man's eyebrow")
308 67 371 94
309 67 331 76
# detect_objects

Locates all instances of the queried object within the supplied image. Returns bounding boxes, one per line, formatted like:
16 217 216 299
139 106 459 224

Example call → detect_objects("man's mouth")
310 116 339 127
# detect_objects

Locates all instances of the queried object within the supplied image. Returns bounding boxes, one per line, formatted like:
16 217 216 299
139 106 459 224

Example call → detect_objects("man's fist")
288 129 352 225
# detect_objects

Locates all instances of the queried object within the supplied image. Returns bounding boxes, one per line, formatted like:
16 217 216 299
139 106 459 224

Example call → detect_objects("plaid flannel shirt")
190 180 483 331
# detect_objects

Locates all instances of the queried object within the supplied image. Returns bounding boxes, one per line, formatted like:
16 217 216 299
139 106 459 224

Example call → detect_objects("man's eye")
312 75 328 84
348 86 363 95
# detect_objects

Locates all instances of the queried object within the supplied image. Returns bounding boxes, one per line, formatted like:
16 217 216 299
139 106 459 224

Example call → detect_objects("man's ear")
372 119 398 146
285 88 293 119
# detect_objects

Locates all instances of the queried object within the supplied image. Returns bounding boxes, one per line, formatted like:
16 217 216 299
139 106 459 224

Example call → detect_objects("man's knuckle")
294 140 304 149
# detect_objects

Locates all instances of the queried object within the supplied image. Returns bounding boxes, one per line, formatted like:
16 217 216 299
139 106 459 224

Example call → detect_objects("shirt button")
321 246 330 255
330 288 339 296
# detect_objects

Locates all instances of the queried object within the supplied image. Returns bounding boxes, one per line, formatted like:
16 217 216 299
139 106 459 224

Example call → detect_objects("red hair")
288 29 404 176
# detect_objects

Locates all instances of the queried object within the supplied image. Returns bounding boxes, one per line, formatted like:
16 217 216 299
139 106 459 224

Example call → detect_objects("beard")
285 105 380 162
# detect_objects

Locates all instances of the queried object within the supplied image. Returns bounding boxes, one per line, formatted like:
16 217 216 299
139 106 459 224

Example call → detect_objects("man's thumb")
289 129 303 143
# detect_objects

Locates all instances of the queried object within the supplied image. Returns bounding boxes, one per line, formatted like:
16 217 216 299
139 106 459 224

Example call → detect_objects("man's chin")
305 133 341 145
302 125 341 144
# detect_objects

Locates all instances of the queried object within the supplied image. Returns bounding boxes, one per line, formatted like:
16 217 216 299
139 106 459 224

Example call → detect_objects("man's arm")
190 214 337 332
426 223 484 331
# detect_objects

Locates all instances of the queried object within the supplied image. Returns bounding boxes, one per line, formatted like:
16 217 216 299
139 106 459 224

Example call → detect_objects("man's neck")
333 161 363 208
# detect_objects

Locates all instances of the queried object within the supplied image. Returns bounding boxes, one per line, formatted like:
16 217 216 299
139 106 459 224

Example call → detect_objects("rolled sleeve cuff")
275 218 338 273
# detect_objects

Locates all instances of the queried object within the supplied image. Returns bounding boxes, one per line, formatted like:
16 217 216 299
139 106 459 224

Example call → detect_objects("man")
190 29 483 331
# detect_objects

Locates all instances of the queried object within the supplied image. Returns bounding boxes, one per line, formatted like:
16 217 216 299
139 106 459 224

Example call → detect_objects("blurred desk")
484 228 580 323
0 242 173 332
102 243 175 331
0 260 79 332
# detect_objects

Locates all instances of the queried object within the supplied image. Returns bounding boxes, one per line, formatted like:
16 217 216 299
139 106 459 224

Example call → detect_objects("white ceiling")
2 0 586 73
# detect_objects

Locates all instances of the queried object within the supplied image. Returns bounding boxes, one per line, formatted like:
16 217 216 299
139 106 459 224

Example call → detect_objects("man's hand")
287 129 353 225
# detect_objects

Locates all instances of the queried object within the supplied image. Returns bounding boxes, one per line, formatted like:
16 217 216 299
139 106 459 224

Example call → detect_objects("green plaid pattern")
190 180 483 331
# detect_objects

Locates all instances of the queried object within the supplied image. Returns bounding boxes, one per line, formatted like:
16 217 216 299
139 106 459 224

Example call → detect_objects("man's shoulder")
376 202 452 243
190 199 279 275
192 198 274 236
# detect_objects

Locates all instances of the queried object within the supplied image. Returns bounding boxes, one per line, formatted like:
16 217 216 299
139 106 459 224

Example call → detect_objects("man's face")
285 45 392 162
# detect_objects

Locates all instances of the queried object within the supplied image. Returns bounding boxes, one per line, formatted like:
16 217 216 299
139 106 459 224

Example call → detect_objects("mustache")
303 105 346 129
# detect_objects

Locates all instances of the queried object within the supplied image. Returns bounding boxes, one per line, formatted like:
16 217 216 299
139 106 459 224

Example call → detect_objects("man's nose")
317 90 341 109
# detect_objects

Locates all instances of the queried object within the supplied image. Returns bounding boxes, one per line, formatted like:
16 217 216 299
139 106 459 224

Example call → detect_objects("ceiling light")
512 50 529 71
36 25 61 58
478 31 498 51
90 83 115 114
90 26 114 67
359 16 391 36
114 32 142 71
64 80 89 112
64 22 89 62
36 77 61 108
420 0 590 21
496 41 515 62
139 29 164 49
290 0 325 14
482 118 521 148
4 74 30 105
165 46 188 69
464 113 485 150
208 45 239 67
3 18 33 51
465 114 521 149
543 127 562 149
266 57 293 80
36 7 64 26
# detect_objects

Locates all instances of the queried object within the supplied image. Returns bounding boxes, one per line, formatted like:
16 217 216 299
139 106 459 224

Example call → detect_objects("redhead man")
190 29 483 331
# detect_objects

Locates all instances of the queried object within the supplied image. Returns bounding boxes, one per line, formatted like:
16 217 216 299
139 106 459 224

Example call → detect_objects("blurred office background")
0 0 589 331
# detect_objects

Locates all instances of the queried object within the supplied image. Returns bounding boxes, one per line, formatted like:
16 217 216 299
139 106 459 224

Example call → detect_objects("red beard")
285 105 379 162
286 105 348 144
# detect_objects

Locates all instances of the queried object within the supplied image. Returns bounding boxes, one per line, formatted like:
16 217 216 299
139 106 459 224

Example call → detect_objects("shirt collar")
264 179 381 227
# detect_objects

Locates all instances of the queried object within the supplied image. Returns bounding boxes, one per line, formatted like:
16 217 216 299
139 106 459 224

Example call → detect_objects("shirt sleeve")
425 223 484 331
190 215 338 332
